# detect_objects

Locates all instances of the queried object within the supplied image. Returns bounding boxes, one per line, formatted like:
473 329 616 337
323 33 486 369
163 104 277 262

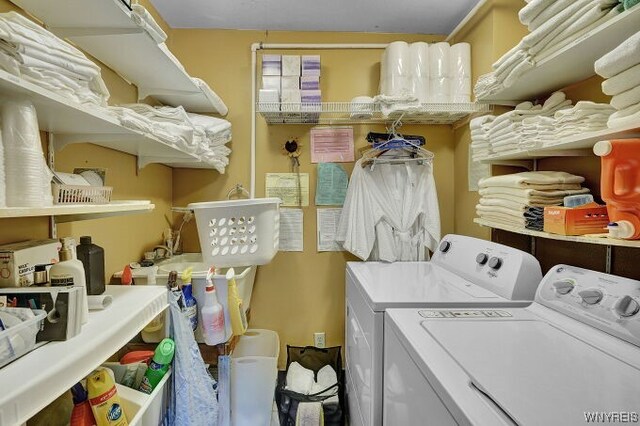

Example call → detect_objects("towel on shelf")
602 63 640 96
193 77 229 116
479 186 590 199
476 212 528 227
528 0 575 31
131 4 167 44
519 0 557 26
608 103 640 128
595 30 640 78
610 85 640 110
479 171 585 189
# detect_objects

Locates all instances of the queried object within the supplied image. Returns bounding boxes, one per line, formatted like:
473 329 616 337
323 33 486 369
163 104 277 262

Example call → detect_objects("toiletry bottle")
201 267 225 345
50 238 89 324
87 369 128 426
70 382 97 426
138 338 175 394
181 267 197 331
77 236 105 295
226 268 248 336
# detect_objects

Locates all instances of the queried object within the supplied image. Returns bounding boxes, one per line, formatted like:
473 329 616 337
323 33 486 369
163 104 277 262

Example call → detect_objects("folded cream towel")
479 171 585 189
479 197 562 211
286 362 315 395
477 204 528 220
481 194 568 207
595 30 640 78
296 402 324 426
610 85 640 110
479 186 590 198
528 0 575 31
602 63 640 96
477 212 527 227
608 104 640 129
519 0 556 25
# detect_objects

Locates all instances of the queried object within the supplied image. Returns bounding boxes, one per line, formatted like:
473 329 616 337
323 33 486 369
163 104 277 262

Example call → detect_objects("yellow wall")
169 30 455 366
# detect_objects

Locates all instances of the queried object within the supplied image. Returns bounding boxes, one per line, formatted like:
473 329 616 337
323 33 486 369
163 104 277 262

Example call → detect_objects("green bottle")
138 338 175 394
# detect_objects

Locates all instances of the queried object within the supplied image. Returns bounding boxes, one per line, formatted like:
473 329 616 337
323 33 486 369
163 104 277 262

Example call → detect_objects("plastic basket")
52 184 113 204
188 198 281 267
0 308 46 368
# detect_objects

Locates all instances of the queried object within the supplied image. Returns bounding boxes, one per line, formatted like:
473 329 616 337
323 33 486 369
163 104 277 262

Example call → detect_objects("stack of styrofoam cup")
409 42 430 103
429 42 451 103
450 43 472 103
380 41 411 97
2 100 52 207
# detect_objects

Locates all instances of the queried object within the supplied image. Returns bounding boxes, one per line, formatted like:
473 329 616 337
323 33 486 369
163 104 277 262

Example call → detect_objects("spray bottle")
226 268 248 336
201 267 225 345
181 267 197 331
138 338 175 394
70 382 96 426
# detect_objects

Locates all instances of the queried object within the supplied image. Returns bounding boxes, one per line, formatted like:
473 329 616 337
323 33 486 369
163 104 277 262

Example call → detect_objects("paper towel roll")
450 43 471 77
450 76 472 96
429 42 451 78
409 42 430 78
385 41 410 76
410 77 429 103
451 94 471 103
379 50 388 95
385 75 412 97
88 295 113 311
429 77 451 103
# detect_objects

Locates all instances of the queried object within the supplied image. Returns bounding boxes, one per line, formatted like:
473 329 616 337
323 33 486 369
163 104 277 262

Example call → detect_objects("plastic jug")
594 139 640 239
87 368 128 426
77 236 105 295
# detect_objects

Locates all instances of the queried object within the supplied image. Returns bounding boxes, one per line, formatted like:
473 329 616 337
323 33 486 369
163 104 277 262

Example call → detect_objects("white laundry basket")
188 198 281 267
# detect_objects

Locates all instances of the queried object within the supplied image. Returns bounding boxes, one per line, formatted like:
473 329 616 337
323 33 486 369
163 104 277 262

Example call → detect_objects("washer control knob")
488 257 502 270
439 241 451 253
615 296 640 318
476 253 489 265
578 289 604 305
552 280 574 295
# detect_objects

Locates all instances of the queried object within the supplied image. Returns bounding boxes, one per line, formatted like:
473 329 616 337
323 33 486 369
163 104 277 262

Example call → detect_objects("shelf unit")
477 7 640 105
257 102 490 125
0 200 155 223
0 286 168 426
11 0 227 114
474 218 640 248
478 121 640 164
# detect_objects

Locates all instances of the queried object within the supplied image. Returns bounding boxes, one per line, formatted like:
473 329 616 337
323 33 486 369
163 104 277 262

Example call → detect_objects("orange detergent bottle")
594 139 640 239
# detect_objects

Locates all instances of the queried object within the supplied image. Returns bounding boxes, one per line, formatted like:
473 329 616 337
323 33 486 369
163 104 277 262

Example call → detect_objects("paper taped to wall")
316 163 348 206
317 208 343 252
266 173 310 206
310 127 354 163
279 209 304 252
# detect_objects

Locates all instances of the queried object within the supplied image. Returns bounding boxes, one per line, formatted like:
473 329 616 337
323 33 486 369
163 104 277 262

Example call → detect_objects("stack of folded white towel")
285 362 339 404
109 104 232 173
470 115 496 161
475 0 622 99
595 30 640 128
476 171 591 230
0 11 109 107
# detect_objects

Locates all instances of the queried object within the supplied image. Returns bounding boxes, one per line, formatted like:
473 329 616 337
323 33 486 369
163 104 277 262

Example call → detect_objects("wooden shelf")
11 0 227 114
474 218 640 248
0 200 155 222
477 7 640 105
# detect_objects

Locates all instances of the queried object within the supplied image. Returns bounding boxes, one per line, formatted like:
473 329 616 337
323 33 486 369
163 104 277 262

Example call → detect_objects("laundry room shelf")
0 69 219 170
479 122 640 163
474 218 640 248
477 7 640 105
9 0 227 114
0 200 155 222
0 285 168 426
257 102 490 125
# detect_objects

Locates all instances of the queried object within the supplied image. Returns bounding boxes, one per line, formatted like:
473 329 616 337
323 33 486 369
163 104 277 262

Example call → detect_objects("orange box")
543 203 609 236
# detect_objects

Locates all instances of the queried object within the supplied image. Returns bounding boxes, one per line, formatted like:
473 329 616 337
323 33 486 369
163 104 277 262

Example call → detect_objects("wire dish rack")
257 101 490 125
53 184 113 204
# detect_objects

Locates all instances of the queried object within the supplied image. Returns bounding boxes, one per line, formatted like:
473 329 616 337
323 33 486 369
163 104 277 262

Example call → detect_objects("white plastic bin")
114 369 171 426
231 329 280 426
0 308 46 368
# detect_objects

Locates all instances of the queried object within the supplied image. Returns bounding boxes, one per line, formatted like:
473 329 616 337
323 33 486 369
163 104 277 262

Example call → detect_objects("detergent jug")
594 139 640 239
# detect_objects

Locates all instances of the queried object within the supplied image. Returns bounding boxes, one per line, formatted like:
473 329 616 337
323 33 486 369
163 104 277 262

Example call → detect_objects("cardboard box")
262 54 281 76
543 203 609 236
302 55 321 76
0 240 61 287
282 55 301 76
300 75 320 90
281 76 300 90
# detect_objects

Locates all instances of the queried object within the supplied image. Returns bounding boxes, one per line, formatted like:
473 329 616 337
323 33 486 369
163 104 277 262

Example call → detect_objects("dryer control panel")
432 234 542 302
537 264 640 347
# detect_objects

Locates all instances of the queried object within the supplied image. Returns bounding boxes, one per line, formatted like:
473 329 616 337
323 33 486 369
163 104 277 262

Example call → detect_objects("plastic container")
115 370 171 426
231 329 280 426
0 308 46 368
53 184 112 204
77 236 106 296
188 198 281 267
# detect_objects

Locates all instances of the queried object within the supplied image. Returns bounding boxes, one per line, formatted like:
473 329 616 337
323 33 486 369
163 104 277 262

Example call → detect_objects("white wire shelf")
474 218 640 248
257 102 490 125
477 121 640 164
0 200 155 222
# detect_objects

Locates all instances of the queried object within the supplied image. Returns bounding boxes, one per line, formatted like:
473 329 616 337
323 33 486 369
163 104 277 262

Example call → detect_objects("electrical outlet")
314 332 326 348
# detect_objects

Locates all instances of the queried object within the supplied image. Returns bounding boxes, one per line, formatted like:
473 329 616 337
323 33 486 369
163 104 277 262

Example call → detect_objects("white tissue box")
281 89 301 112
281 76 300 90
300 76 320 90
301 90 321 112
282 55 301 76
0 239 61 287
259 89 280 111
262 54 281 76
262 76 281 96
302 55 321 76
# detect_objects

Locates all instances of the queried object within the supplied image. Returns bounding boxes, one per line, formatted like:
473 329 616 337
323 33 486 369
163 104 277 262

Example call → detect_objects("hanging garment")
337 159 440 262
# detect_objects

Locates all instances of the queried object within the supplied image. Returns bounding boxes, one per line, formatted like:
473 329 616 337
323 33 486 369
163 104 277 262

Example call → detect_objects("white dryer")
345 234 543 426
384 265 640 425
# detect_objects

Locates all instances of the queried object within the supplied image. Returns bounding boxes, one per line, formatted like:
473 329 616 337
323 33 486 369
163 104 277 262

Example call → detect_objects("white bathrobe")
337 159 440 262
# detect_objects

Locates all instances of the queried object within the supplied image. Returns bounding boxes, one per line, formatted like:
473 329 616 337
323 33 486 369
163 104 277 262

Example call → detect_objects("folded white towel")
608 103 640 128
595 30 640 78
296 402 323 426
602 63 640 96
477 212 528 228
519 0 556 25
479 171 585 189
286 362 315 395
481 194 567 207
479 186 590 199
521 0 591 51
131 4 167 44
610 85 640 110
528 0 575 31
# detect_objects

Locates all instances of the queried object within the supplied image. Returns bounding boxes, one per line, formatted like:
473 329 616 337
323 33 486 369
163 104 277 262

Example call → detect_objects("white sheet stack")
475 0 621 99
109 104 233 173
476 171 590 228
595 30 640 129
470 115 496 160
0 12 109 108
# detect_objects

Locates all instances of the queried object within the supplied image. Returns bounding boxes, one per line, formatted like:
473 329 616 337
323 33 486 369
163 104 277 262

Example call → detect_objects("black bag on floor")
276 345 345 426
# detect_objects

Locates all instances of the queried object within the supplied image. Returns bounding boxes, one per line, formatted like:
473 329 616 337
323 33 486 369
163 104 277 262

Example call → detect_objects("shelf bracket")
50 27 145 38
53 133 133 151
47 133 57 240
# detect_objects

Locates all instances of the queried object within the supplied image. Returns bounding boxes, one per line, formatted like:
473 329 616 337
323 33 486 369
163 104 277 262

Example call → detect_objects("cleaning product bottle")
201 267 225 345
50 238 89 324
138 337 175 394
87 368 128 426
226 268 248 336
70 382 97 426
181 267 198 331
77 236 105 295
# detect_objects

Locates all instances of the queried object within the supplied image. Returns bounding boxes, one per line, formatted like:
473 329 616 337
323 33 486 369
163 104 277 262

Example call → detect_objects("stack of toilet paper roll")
1 100 53 207
380 41 471 103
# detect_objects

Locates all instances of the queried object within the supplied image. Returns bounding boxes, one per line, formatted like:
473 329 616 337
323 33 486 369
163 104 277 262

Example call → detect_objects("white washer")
385 265 640 425
345 234 543 426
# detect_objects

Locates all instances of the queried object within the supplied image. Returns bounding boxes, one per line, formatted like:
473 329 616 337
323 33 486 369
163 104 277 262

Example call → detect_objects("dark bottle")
76 236 105 295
